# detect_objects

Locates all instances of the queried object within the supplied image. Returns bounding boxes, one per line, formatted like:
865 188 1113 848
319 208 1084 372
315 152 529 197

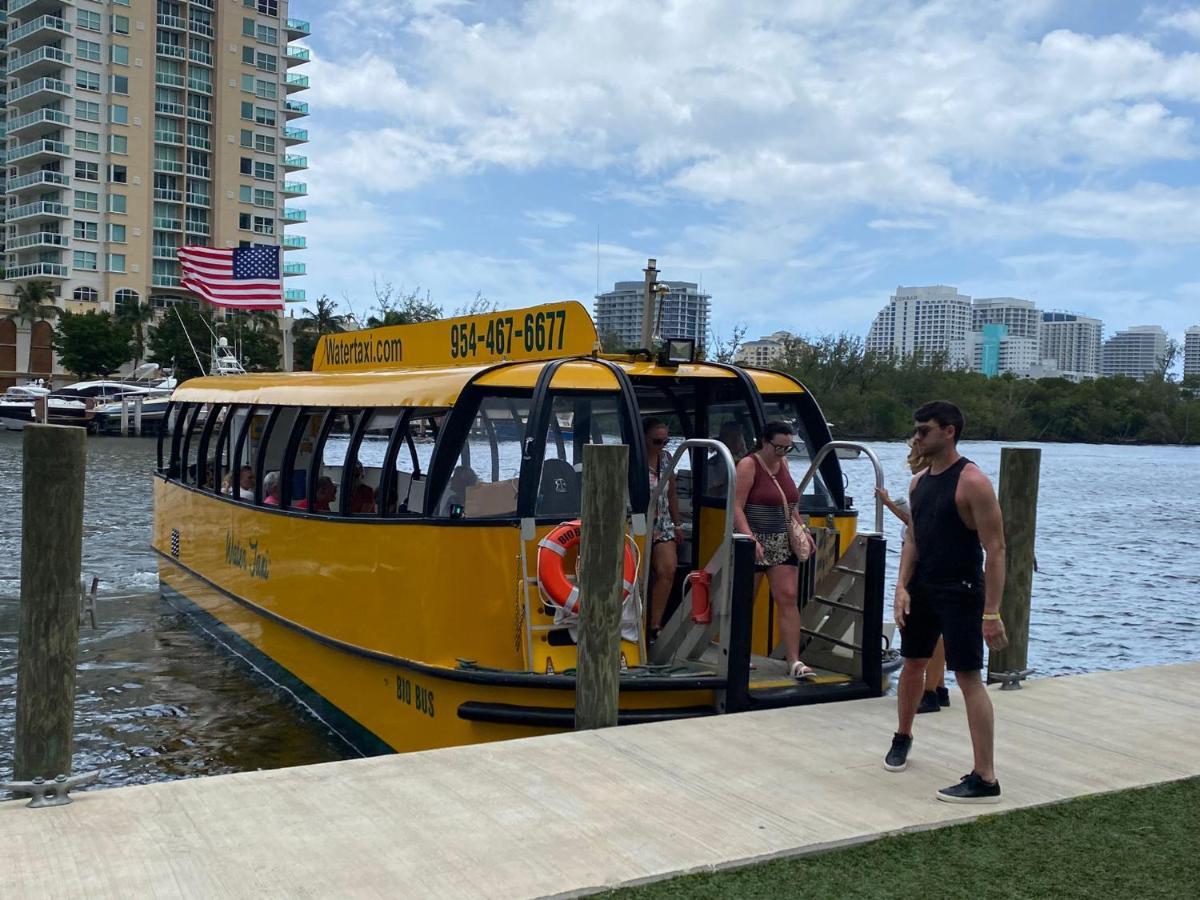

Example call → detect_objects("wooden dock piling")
988 446 1040 682
13 424 87 783
574 443 629 730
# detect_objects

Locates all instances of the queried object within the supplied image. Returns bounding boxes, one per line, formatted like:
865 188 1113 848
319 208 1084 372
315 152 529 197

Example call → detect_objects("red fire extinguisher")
685 570 712 624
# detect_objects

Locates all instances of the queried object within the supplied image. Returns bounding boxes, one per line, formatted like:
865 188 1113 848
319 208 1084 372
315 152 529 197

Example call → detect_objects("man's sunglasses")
913 424 937 438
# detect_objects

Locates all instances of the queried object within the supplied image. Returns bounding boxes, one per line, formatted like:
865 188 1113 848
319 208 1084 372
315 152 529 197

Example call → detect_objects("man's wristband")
982 613 1002 621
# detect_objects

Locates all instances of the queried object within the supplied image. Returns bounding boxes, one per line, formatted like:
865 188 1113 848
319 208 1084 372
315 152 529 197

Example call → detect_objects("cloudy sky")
290 0 1200 343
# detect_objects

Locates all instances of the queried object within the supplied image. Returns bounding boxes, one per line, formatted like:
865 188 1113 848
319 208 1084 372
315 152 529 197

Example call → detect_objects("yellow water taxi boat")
154 300 890 754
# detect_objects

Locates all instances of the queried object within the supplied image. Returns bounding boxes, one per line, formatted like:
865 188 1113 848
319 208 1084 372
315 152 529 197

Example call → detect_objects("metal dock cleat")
990 668 1036 690
2 772 99 808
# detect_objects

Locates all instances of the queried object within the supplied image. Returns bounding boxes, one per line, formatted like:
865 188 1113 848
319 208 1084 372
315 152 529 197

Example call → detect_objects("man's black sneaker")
884 732 912 772
936 771 1001 804
916 690 940 714
936 686 950 707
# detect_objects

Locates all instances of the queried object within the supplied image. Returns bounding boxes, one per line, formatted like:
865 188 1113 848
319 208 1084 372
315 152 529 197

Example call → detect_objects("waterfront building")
960 324 1041 378
972 297 1040 341
594 280 711 350
735 331 794 367
1040 312 1103 380
1184 326 1200 379
865 285 971 365
0 0 311 384
1101 325 1169 381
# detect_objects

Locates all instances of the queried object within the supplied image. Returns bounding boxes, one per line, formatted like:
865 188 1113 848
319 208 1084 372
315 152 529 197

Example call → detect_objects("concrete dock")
2 662 1197 898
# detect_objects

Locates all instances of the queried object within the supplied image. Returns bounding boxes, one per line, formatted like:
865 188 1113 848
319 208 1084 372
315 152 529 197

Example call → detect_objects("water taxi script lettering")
225 530 270 580
323 334 404 368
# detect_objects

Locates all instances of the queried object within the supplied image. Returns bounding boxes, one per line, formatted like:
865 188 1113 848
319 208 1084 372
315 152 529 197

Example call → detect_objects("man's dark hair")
913 401 965 443
762 421 795 443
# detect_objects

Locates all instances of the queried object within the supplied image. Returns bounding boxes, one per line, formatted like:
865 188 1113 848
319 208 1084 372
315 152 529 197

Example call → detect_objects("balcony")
153 158 184 174
190 0 214 9
11 0 71 15
156 13 185 31
153 186 183 202
187 78 212 95
186 134 211 151
284 100 309 119
7 138 70 164
8 44 71 77
186 163 210 180
152 246 179 260
187 106 212 123
7 169 68 193
8 107 70 136
8 201 69 222
152 274 182 287
282 181 307 197
282 208 307 223
281 234 307 250
7 262 69 280
8 15 70 48
285 73 309 92
8 77 71 105
284 289 306 303
283 262 306 277
156 42 185 60
184 220 210 236
188 49 213 67
185 192 210 207
285 46 310 66
153 216 183 231
6 231 69 251
285 18 311 39
154 130 184 145
282 154 307 171
283 127 308 144
155 71 185 88
187 20 214 38
155 99 185 117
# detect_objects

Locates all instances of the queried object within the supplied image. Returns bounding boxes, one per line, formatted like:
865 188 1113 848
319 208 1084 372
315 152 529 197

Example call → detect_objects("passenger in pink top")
262 470 281 506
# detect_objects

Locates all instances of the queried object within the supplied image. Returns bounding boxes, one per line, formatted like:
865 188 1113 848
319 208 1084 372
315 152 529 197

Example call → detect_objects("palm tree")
117 297 157 367
12 280 60 325
298 295 347 335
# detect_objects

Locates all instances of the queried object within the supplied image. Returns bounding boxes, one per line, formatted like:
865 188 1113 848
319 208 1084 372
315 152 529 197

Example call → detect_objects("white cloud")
523 208 576 228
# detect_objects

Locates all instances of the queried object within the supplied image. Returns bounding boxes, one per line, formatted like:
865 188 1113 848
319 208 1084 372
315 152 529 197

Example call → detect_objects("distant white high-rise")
735 331 794 367
594 280 711 350
1183 326 1200 379
1101 326 1169 380
865 285 971 365
972 298 1041 341
1040 312 1103 380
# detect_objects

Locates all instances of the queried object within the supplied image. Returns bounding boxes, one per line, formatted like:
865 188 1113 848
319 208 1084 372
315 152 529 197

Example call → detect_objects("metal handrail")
795 441 885 533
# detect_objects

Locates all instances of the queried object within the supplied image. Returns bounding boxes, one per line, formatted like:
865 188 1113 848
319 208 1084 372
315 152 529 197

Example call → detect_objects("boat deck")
2 662 1197 898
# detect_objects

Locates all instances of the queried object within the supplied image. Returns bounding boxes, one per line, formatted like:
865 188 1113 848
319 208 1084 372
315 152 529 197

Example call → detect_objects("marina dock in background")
2 662 1197 899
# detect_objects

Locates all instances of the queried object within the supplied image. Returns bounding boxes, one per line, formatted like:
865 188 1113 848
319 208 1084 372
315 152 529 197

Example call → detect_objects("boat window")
701 398 755 502
533 394 626 517
195 403 227 491
231 406 268 502
345 408 403 516
760 397 833 509
256 406 301 507
316 410 363 516
382 409 444 517
435 395 530 519
209 405 241 495
162 402 184 475
179 403 208 485
282 408 326 510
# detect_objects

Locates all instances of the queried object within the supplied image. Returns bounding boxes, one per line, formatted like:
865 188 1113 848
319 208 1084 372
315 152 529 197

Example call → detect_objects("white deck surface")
2 663 1197 898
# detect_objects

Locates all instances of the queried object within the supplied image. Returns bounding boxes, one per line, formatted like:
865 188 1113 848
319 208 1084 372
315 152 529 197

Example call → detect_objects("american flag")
177 245 284 310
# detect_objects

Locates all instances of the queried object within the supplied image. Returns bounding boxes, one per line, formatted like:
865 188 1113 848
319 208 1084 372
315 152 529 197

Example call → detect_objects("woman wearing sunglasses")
732 421 815 679
644 417 683 642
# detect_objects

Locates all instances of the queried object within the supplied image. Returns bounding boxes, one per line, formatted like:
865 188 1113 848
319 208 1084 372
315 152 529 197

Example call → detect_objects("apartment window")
111 105 129 125
108 194 128 214
74 221 99 241
75 191 100 212
240 73 254 93
107 255 127 274
111 75 130 96
75 131 101 152
76 71 102 92
239 157 253 175
254 189 275 208
254 161 276 181
240 101 255 121
253 216 275 235
257 25 279 44
242 17 256 37
242 46 256 65
78 9 102 31
111 15 131 35
238 213 252 230
109 165 129 184
254 0 279 16
74 251 99 271
240 129 255 148
113 0 131 6
77 40 102 62
111 45 130 66
256 79 277 101
75 161 100 182
255 134 276 154
255 106 276 127
239 185 253 203
256 52 278 73
110 134 129 155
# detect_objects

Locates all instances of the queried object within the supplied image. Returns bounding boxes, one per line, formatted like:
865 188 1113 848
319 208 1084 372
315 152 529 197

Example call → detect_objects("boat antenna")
174 306 205 375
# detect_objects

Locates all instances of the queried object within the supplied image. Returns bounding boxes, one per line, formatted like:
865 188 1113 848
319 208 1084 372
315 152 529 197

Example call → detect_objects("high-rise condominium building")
594 280 711 350
3 0 310 316
1185 326 1200 379
972 297 1040 341
734 330 793 367
865 285 971 365
1040 312 1102 379
1101 325 1169 380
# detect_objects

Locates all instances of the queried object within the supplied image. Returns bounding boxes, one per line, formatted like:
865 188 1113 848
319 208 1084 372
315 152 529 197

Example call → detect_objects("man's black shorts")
900 579 985 672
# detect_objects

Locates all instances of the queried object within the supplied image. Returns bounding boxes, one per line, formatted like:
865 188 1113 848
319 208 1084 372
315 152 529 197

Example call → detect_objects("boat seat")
537 458 580 517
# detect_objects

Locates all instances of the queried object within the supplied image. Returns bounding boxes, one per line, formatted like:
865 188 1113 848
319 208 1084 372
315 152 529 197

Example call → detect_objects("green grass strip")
608 777 1200 899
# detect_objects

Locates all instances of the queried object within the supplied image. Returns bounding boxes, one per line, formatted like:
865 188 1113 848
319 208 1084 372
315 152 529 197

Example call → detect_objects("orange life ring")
536 519 638 615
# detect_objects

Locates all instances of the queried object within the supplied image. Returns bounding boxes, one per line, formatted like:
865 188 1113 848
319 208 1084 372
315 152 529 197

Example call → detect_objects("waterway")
1 432 1197 790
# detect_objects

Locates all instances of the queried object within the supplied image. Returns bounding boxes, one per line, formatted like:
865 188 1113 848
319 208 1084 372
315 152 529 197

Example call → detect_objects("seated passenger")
237 466 255 501
446 464 478 516
706 421 748 498
221 472 234 495
349 461 376 514
262 471 281 506
297 475 336 512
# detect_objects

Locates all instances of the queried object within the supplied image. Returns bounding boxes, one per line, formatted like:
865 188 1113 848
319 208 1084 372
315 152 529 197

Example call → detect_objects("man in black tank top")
882 401 1008 804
